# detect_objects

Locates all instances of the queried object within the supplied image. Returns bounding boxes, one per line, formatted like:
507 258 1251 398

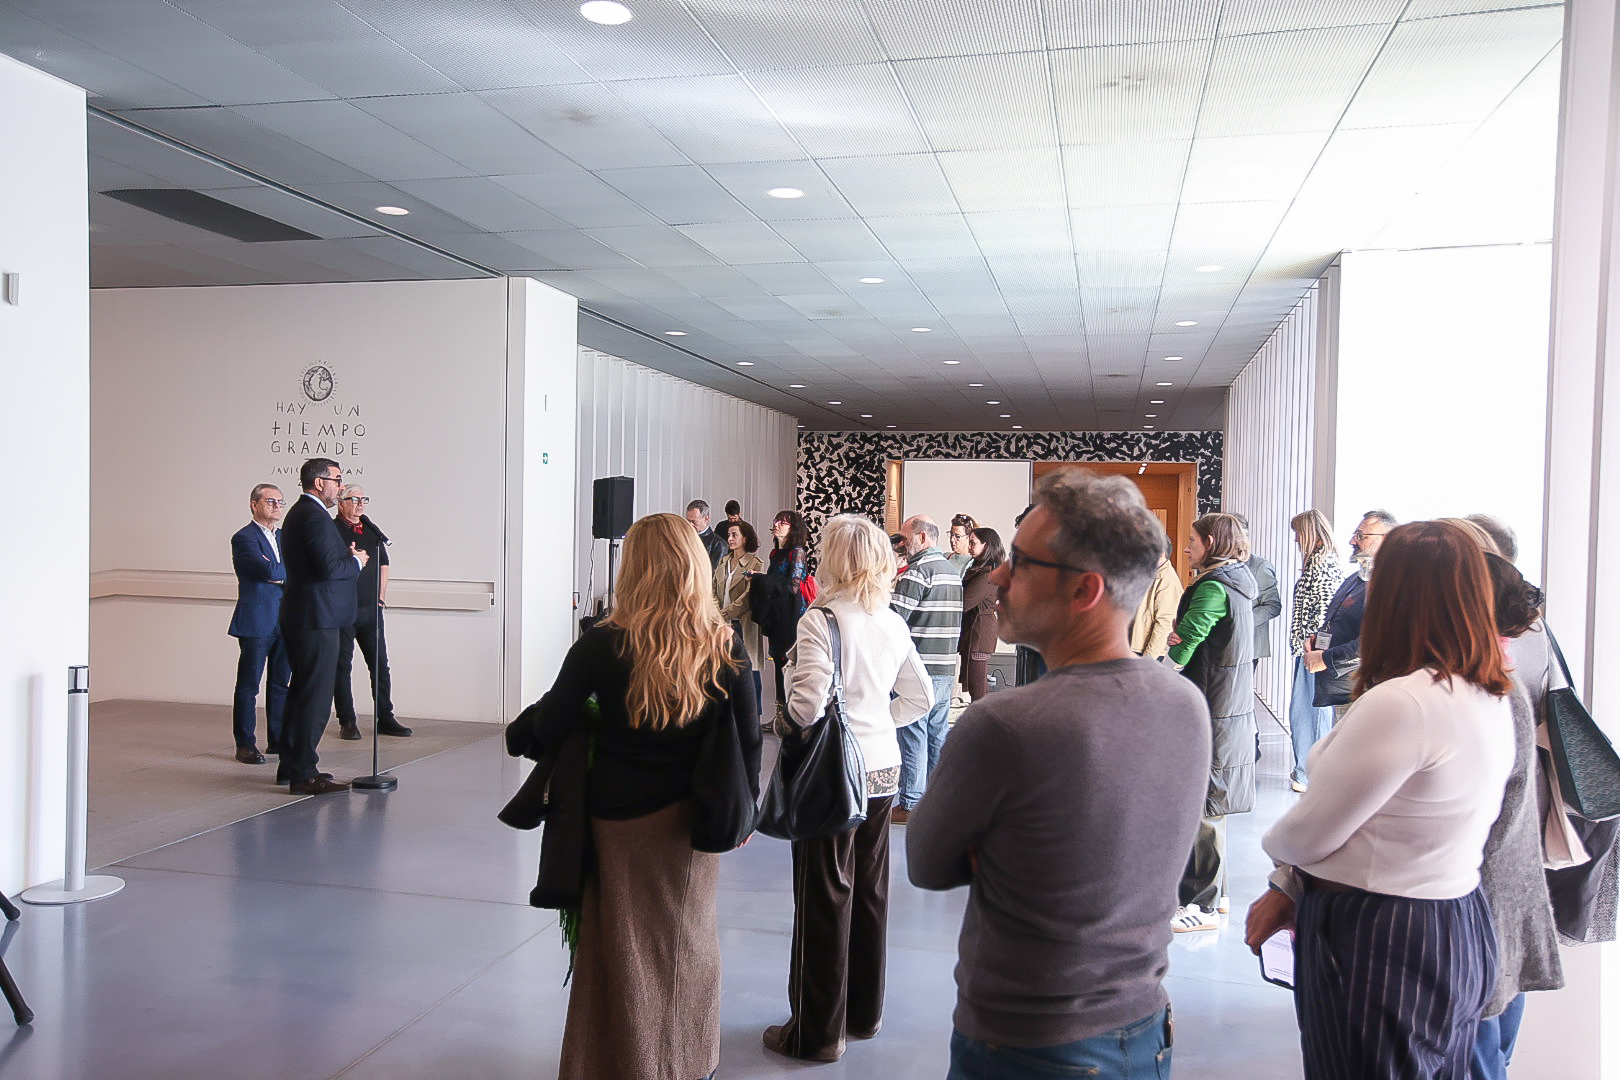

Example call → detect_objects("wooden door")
1030 461 1198 581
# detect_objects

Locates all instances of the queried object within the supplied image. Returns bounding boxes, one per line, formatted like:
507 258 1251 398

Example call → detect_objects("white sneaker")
1171 904 1220 933
1290 779 1308 793
1217 895 1231 914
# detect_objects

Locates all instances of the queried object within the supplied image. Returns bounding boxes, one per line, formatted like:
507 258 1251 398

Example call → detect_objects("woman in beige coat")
1130 532 1184 658
714 518 766 715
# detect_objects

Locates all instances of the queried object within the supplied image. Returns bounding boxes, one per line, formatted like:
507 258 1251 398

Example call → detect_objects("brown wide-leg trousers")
779 795 895 1057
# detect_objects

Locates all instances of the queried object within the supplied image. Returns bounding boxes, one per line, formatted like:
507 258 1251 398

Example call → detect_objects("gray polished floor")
1 726 1304 1079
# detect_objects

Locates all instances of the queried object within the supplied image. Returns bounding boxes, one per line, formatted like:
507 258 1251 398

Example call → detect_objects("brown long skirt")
557 800 721 1080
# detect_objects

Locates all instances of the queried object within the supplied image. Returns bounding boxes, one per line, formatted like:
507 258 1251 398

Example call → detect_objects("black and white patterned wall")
796 430 1224 554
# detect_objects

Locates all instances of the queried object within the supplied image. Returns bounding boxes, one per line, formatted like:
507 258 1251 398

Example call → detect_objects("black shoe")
265 742 284 755
763 1024 842 1063
289 776 350 795
235 746 266 765
377 719 413 737
338 723 362 741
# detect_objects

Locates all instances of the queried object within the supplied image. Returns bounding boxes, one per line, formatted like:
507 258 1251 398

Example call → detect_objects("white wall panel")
573 348 797 614
1224 271 1335 722
0 54 88 892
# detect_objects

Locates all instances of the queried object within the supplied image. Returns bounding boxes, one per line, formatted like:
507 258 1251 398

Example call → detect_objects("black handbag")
756 608 868 841
1545 631 1620 821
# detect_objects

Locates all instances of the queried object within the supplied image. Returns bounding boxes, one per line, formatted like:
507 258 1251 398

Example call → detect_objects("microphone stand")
352 517 397 792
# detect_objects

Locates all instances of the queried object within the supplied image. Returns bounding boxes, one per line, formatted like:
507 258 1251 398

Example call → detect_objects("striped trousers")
1295 884 1496 1080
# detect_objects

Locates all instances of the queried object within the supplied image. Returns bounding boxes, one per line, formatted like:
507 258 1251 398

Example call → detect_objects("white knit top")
1264 668 1514 900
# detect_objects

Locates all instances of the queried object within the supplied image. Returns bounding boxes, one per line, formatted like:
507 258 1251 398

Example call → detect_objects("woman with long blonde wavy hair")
520 512 761 1080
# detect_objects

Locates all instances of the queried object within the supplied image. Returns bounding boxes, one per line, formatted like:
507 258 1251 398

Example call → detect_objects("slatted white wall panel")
1224 269 1337 726
574 347 798 615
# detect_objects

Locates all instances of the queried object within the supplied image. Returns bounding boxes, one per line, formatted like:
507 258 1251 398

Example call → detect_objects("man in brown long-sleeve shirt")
908 468 1211 1079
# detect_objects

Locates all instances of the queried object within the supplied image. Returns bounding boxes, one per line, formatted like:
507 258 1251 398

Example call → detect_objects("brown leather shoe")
890 808 910 825
338 723 362 741
289 776 350 795
762 1024 842 1063
235 746 266 765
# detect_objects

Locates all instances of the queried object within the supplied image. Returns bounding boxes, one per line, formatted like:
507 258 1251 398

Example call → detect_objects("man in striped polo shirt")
891 514 963 824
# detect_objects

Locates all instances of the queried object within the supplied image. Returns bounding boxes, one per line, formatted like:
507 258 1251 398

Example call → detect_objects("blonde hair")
1437 516 1503 558
1290 509 1338 561
815 514 896 613
601 513 739 729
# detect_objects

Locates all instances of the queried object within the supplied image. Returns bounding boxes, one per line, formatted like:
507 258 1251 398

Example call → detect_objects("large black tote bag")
1546 631 1620 822
756 608 868 841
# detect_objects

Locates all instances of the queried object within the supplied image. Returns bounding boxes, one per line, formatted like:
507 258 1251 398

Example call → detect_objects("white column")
1516 0 1620 1075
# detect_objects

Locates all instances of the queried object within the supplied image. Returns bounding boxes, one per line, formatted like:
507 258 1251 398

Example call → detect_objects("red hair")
1354 521 1512 698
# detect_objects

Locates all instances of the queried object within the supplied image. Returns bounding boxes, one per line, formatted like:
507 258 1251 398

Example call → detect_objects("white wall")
572 348 797 615
1224 273 1337 717
1335 246 1552 571
90 277 577 724
0 55 88 891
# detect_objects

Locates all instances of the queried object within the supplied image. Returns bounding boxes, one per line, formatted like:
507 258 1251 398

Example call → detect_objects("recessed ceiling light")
580 0 633 24
1012 425 1023 430
910 327 932 333
789 383 806 388
968 382 984 387
943 360 961 365
827 400 841 405
1196 265 1223 273
858 277 885 284
860 413 873 418
1145 414 1158 418
767 187 804 199
986 400 1000 405
663 330 686 336
1144 424 1155 429
798 423 805 428
1175 320 1198 327
1163 355 1184 361
1157 381 1174 386
999 414 1011 418
886 424 897 429
736 361 754 366
374 205 409 216
1150 399 1165 404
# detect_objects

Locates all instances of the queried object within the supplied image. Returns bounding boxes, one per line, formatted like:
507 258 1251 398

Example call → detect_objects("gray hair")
1034 468 1165 609
1362 508 1399 529
685 499 709 515
1466 514 1518 563
250 483 281 503
903 515 940 546
339 483 366 500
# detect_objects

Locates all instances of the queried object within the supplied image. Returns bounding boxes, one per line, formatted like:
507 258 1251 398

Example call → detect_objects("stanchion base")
20 875 126 906
351 774 398 791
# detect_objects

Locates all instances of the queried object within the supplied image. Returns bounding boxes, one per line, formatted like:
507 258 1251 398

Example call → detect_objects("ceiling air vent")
103 189 319 243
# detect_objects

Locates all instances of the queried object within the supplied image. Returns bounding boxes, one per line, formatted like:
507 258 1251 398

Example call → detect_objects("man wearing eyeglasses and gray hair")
333 484 412 740
227 483 291 765
908 467 1210 1079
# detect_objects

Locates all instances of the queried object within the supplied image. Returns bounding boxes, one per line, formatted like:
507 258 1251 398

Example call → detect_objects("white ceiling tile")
1062 141 1192 207
1070 204 1178 253
1217 0 1410 34
338 0 594 90
678 221 808 263
733 263 841 294
966 210 1073 257
607 74 811 164
863 214 984 260
863 0 1045 60
1198 25 1391 137
586 224 727 267
820 154 961 216
594 165 753 224
512 0 735 81
1179 132 1332 203
492 172 664 229
687 0 887 70
1076 250 1166 289
774 219 894 261
1052 40 1212 144
479 85 689 170
894 52 1056 151
748 64 931 157
353 93 581 175
937 148 1065 213
1046 0 1222 48
393 176 571 232
702 161 860 219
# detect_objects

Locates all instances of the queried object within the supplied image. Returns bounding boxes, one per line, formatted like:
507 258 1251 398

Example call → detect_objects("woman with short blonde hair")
764 514 933 1063
513 512 762 1080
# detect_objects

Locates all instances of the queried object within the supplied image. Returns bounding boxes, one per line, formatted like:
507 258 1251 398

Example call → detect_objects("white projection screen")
900 460 1033 558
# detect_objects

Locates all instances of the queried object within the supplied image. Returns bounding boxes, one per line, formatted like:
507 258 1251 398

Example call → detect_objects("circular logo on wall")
300 364 336 402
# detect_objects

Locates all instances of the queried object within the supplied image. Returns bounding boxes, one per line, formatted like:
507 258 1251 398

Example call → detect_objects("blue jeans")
948 1009 1172 1080
1469 994 1525 1080
898 674 954 809
232 631 289 748
1288 656 1333 784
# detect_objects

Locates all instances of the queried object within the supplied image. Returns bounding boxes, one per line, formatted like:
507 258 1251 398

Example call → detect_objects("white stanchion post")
21 667 125 906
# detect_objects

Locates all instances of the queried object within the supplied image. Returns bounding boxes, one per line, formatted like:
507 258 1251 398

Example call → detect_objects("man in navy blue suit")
227 483 290 765
278 458 367 795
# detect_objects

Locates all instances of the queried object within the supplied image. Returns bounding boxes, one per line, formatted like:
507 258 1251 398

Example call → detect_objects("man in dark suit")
333 483 411 740
278 457 367 795
686 499 726 568
227 483 290 765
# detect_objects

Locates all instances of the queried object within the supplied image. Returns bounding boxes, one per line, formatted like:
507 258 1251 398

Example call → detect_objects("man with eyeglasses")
889 514 963 824
907 468 1209 1079
333 484 410 740
226 483 291 765
277 457 368 795
1305 509 1398 722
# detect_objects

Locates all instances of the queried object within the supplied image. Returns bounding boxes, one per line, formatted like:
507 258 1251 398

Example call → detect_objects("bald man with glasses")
227 483 291 765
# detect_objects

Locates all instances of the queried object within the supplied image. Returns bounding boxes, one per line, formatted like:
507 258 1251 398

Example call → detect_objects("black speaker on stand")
593 476 633 611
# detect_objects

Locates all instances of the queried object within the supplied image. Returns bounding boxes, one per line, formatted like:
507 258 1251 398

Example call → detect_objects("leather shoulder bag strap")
1545 623 1576 694
822 607 846 714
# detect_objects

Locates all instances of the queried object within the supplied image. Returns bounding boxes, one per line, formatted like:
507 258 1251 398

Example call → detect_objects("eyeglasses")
318 473 342 484
1008 544 1092 576
341 496 370 505
259 498 286 508
1351 530 1386 542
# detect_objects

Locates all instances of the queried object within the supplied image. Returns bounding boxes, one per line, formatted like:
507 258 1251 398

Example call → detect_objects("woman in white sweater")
763 513 933 1064
1246 521 1517 1080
